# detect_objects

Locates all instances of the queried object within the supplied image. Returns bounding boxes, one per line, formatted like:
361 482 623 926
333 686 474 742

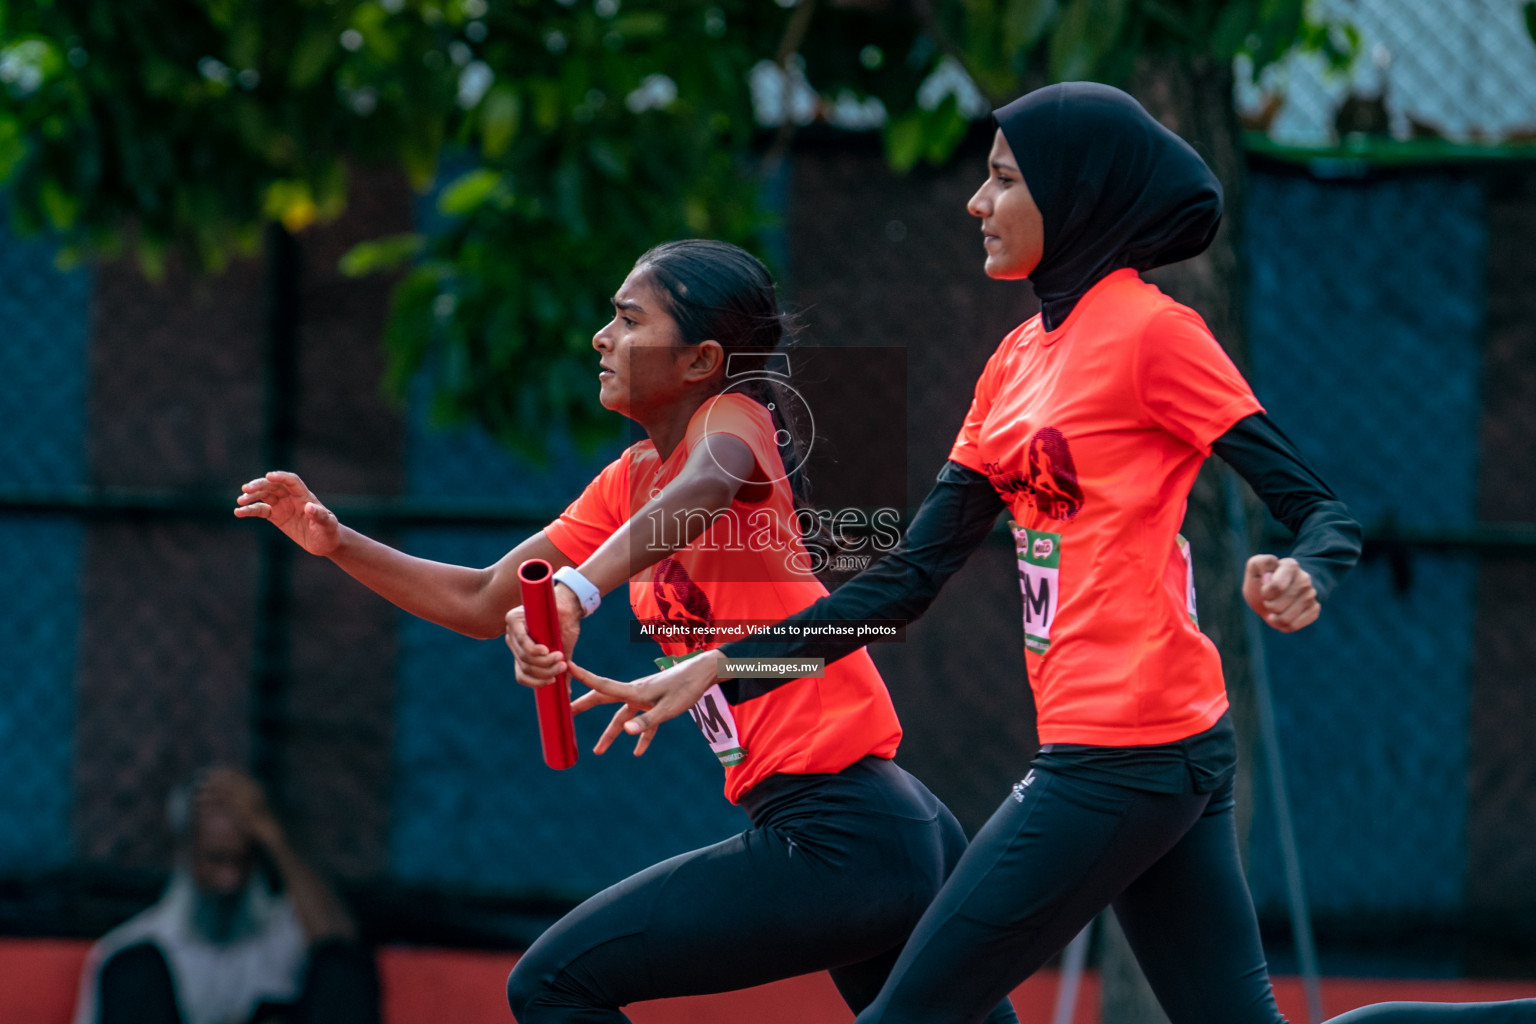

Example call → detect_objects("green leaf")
1316 20 1361 73
314 158 349 220
136 238 168 281
0 114 27 181
1086 0 1129 58
382 268 444 396
883 110 926 173
587 139 626 179
612 12 667 38
1210 0 1254 59
1250 0 1305 68
1048 0 1095 81
264 179 318 231
340 233 425 277
530 79 563 131
1526 2 1536 44
54 245 86 272
554 159 587 235
1140 0 1194 39
39 176 79 229
924 97 969 165
437 168 503 215
480 84 520 159
288 26 335 89
401 135 441 191
1003 0 1059 52
684 196 708 233
228 21 263 71
140 55 184 97
1259 0 1304 25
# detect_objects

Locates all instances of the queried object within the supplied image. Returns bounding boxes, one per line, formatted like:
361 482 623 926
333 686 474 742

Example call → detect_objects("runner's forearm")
1212 413 1362 602
721 461 1006 663
578 469 738 595
329 526 566 639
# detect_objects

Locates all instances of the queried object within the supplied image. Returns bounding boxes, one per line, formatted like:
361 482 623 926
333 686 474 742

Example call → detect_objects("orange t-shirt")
545 392 902 803
950 268 1263 746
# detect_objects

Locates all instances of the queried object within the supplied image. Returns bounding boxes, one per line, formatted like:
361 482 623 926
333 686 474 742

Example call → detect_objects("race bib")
1011 523 1061 655
654 653 747 767
1176 533 1198 626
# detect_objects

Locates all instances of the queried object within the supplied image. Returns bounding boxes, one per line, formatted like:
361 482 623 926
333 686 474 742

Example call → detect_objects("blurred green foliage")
0 0 1321 452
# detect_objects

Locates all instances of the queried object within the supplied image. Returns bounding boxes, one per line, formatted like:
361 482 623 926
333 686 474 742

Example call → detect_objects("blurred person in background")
72 767 379 1024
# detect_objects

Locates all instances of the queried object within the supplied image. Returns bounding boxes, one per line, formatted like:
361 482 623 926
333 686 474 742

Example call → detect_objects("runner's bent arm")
1211 412 1362 602
508 432 762 682
1213 412 1362 631
573 433 760 595
328 527 575 639
717 459 1007 664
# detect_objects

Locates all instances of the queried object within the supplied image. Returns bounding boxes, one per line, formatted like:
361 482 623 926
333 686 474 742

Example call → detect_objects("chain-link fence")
1241 160 1536 971
0 217 90 877
1239 0 1536 148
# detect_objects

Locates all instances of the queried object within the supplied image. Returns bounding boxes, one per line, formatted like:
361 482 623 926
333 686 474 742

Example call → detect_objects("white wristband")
553 565 602 618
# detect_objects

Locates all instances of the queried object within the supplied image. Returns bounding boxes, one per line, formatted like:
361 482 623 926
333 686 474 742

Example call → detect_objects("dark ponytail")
632 239 829 556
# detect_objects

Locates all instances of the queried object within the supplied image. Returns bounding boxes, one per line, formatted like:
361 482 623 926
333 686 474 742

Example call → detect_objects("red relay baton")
517 559 579 770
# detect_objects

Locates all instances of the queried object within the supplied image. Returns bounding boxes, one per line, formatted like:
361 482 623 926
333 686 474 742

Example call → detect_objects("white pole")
1225 470 1325 1024
1051 919 1094 1024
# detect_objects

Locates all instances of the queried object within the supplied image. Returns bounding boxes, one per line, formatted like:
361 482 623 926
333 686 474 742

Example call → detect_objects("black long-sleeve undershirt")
720 459 1003 667
718 412 1362 671
1209 413 1360 603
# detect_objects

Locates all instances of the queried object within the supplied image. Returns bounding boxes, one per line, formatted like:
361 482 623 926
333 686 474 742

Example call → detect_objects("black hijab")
993 82 1223 330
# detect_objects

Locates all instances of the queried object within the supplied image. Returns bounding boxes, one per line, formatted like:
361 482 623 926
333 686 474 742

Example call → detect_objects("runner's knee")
506 953 554 1023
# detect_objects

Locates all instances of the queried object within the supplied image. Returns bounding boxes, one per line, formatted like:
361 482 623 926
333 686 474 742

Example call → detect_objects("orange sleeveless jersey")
950 269 1263 746
545 392 902 803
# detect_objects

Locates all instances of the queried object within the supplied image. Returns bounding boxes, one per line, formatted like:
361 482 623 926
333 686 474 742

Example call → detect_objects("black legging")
851 768 1536 1024
1327 1004 1536 1022
505 757 1019 1024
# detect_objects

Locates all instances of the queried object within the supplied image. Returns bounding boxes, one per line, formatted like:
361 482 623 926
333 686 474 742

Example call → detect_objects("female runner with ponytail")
239 239 1017 1024
560 88 1536 1024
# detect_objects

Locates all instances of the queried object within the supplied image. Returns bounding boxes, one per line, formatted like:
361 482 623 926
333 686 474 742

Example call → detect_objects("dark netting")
0 516 81 873
1243 168 1483 926
1463 163 1536 970
0 220 91 489
0 218 91 874
1240 163 1536 969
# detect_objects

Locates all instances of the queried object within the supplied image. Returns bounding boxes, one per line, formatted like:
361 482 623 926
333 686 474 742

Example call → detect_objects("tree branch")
907 0 1005 106
765 0 821 167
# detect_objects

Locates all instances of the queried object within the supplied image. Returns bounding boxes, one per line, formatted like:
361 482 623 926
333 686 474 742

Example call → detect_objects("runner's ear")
683 339 724 383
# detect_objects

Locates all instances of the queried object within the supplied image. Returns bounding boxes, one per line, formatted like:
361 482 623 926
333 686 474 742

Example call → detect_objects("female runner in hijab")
543 84 1534 1024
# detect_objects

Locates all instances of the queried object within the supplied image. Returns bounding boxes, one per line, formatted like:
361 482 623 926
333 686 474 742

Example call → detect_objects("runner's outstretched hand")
568 653 725 756
564 672 657 757
234 470 341 557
